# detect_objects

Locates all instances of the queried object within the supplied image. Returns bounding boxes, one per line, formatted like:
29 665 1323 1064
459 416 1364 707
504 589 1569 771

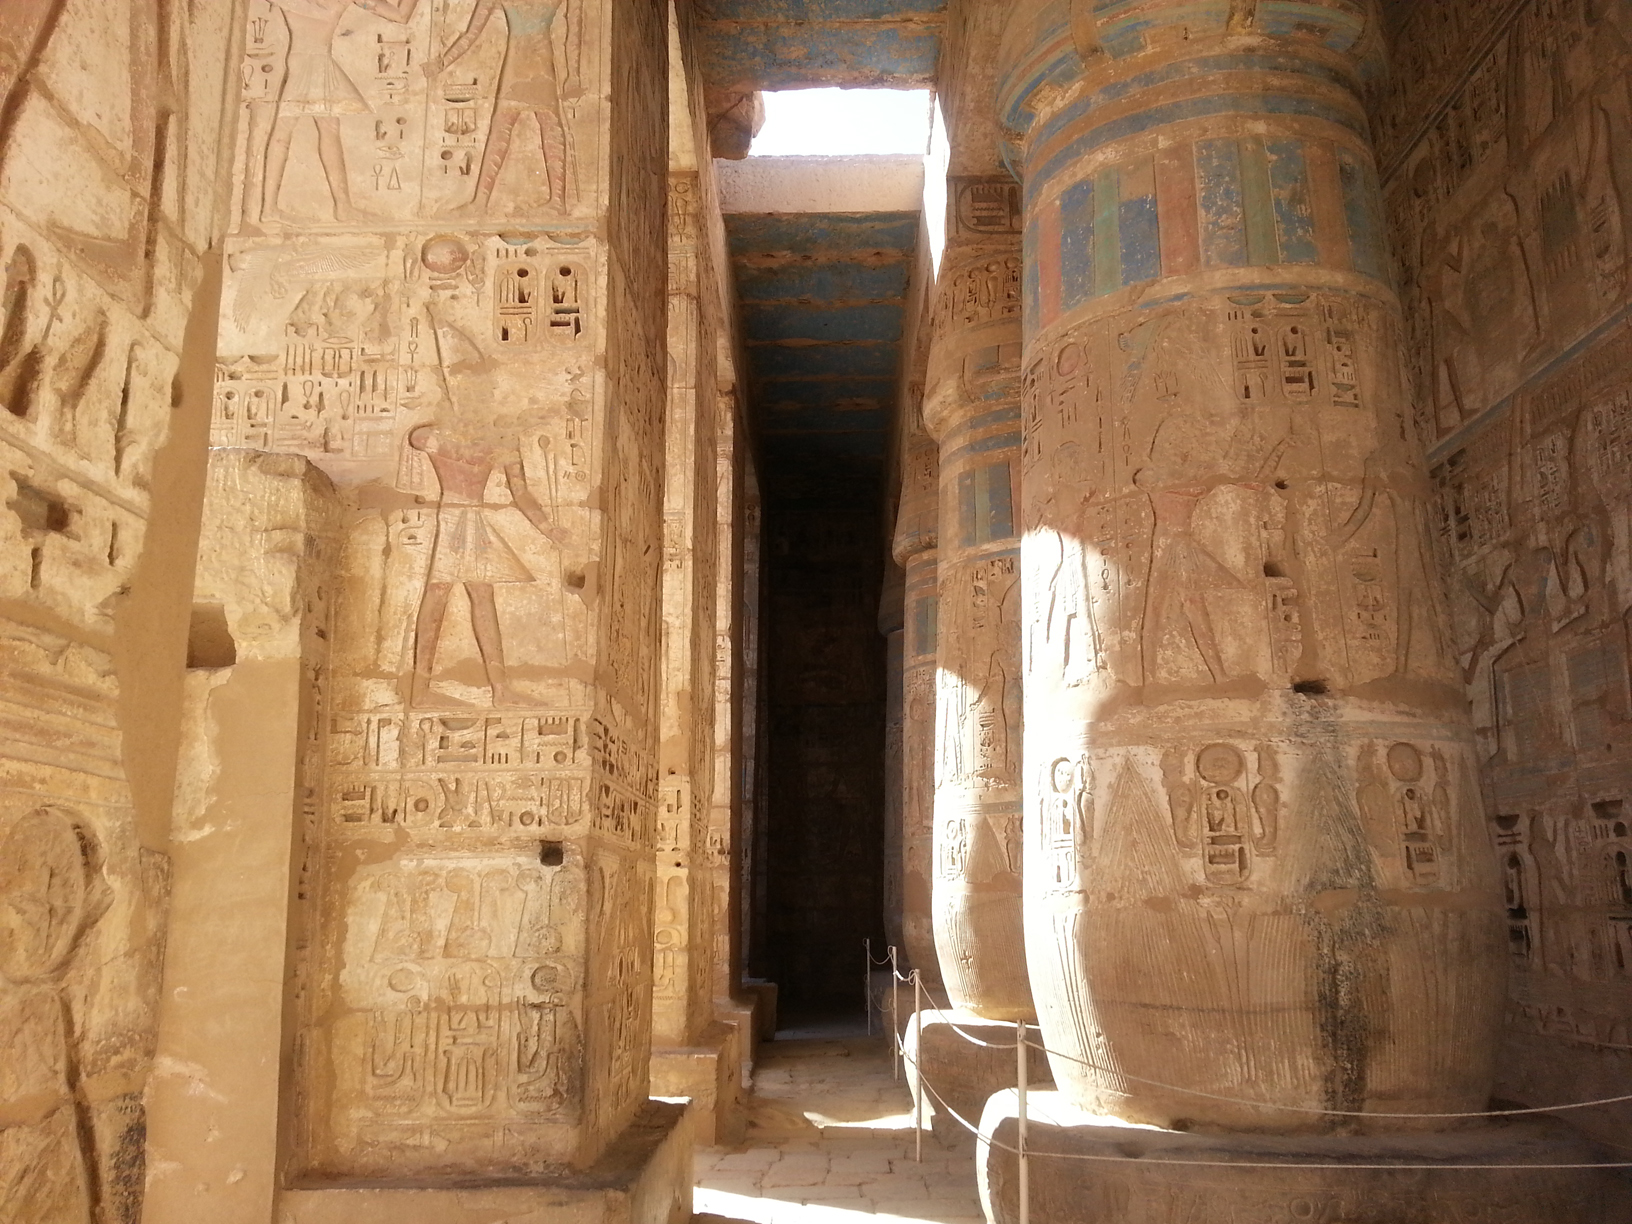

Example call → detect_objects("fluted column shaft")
998 0 1505 1132
922 182 1033 1020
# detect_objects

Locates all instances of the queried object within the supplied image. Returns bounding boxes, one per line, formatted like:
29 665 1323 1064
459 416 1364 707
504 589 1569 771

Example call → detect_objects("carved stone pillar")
649 171 739 1145
892 429 941 986
210 0 689 1210
921 179 1031 1021
145 451 339 1224
997 0 1506 1131
974 5 1632 1218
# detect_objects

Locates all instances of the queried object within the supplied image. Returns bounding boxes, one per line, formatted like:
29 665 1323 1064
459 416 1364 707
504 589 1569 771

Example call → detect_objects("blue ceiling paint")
723 212 921 252
726 208 919 487
697 0 944 92
748 344 902 379
756 377 897 407
742 302 905 343
734 261 912 303
701 27 942 91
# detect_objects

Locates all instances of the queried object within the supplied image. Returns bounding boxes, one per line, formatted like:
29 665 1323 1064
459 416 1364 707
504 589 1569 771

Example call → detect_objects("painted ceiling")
696 0 945 92
724 210 919 500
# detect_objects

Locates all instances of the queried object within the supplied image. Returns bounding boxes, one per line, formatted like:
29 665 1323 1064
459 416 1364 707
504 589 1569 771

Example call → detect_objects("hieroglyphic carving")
223 0 667 1176
1001 0 1505 1144
0 4 242 1220
236 0 600 229
338 854 586 1159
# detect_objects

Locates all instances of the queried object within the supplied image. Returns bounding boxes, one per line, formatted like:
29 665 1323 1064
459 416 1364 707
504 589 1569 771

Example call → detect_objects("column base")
977 1090 1632 1224
715 993 761 1084
279 1100 691 1224
653 1021 745 1146
742 977 778 1041
905 1010 1052 1145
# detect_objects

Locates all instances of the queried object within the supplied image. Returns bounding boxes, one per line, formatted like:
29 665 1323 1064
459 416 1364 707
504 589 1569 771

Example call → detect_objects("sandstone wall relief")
1379 0 1632 1141
923 195 1031 1021
211 0 667 1180
0 2 241 1221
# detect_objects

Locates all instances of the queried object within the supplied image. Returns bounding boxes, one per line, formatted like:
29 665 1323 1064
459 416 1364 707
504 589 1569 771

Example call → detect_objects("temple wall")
1381 0 1632 1147
0 3 243 1221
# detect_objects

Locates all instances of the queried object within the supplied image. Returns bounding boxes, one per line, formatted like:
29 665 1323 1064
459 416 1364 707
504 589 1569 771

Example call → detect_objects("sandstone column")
998 0 1508 1133
977 5 1631 1215
209 0 687 1210
997 0 1506 1130
879 569 906 963
921 179 1031 1021
905 176 1044 1140
892 427 941 986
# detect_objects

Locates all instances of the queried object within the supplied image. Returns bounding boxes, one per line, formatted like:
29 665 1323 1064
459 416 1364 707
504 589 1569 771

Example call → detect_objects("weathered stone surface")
144 450 339 1223
279 1099 691 1224
893 427 941 988
998 0 1504 1135
978 1090 1632 1224
922 183 1030 1022
0 4 240 1222
211 0 671 1181
903 1009 1051 1145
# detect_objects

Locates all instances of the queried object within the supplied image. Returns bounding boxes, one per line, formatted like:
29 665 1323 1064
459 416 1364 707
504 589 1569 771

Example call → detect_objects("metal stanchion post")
1016 1019 1029 1224
913 968 924 1164
890 945 901 1081
865 938 873 1035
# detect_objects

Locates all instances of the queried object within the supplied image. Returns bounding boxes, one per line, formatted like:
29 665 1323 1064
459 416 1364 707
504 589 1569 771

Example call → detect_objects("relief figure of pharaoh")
261 0 423 224
426 0 576 215
402 420 568 708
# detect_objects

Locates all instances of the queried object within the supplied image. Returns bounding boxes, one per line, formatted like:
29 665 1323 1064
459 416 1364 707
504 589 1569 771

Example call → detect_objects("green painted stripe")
1240 137 1279 266
1093 165 1122 297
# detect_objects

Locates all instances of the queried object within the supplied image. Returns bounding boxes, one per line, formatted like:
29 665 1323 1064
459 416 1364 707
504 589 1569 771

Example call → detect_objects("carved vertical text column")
214 0 670 1177
998 0 1505 1130
921 178 1031 1020
893 427 941 985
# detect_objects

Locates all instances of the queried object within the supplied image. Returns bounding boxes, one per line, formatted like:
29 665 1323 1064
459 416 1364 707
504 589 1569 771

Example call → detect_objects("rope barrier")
869 945 1632 1172
1025 1039 1632 1120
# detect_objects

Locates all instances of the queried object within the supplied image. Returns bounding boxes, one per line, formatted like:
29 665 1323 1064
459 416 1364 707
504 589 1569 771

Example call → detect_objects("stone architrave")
921 178 1031 1021
995 0 1524 1197
211 0 683 1202
892 426 942 987
0 5 241 1223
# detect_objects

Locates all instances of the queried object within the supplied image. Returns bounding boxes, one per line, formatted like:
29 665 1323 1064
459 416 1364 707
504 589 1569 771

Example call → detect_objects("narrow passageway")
694 1022 985 1224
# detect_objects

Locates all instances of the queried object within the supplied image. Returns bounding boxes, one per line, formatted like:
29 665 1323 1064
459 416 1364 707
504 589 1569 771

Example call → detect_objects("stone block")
279 1100 691 1224
904 1010 1052 1145
977 1090 1632 1224
743 979 779 1040
652 1021 744 1146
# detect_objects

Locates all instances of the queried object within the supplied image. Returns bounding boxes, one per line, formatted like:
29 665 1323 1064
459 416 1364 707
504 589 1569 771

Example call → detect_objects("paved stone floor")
694 1019 986 1224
